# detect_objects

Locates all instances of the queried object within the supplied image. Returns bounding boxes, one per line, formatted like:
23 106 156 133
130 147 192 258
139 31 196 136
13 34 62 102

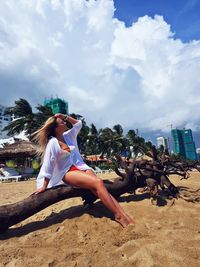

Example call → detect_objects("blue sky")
0 0 200 148
114 0 200 147
114 0 200 42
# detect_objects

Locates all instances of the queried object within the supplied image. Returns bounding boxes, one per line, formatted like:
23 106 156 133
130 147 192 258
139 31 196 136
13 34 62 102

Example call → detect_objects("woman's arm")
33 138 58 194
33 177 49 194
54 113 79 125
65 115 79 125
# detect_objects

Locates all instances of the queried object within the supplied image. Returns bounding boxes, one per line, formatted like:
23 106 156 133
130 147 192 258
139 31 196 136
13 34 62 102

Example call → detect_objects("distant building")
196 148 200 161
156 136 169 150
171 129 197 160
0 104 13 139
44 97 69 115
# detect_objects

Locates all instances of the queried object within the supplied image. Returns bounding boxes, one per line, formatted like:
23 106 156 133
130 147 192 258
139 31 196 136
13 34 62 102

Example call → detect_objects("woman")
33 113 134 227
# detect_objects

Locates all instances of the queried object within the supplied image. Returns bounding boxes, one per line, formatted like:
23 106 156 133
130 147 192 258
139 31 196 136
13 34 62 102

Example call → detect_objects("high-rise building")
196 148 200 161
171 129 197 160
44 97 69 115
0 104 13 139
156 136 169 150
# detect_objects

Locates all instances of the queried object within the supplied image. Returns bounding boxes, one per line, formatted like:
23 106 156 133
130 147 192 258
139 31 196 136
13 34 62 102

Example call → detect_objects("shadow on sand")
1 188 190 239
0 201 113 240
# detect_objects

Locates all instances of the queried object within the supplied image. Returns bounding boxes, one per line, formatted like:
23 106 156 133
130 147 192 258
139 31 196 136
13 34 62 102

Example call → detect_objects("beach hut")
84 154 108 165
0 140 37 166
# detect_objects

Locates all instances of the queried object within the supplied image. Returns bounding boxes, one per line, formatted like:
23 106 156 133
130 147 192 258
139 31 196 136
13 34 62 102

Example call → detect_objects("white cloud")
0 0 200 133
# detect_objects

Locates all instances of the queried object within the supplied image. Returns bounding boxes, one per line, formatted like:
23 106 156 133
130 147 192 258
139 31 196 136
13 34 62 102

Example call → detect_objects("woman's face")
56 117 68 132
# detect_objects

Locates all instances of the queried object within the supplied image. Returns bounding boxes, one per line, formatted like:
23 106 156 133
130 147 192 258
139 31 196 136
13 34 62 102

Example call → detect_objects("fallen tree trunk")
0 177 132 233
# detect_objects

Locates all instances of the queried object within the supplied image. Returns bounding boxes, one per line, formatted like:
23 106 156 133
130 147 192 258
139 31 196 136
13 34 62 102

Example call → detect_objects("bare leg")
63 171 133 227
85 169 134 224
85 169 96 176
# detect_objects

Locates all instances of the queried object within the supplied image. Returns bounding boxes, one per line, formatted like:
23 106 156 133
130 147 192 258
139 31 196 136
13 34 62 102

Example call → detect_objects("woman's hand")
31 178 49 195
32 186 46 195
54 113 65 119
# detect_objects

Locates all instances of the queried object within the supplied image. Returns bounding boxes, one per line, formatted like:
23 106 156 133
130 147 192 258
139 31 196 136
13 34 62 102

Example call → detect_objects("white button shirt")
36 120 92 189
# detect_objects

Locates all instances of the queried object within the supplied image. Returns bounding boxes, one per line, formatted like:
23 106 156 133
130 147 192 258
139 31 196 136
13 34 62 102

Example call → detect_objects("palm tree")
112 124 127 155
3 98 36 139
145 141 154 153
3 98 53 140
127 129 146 158
73 115 90 155
99 127 113 157
85 123 100 155
133 136 146 156
113 124 123 136
3 98 153 160
34 104 53 128
99 125 125 158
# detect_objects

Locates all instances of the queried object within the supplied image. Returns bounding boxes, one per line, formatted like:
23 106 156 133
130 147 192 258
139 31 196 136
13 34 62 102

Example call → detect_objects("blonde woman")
33 113 134 227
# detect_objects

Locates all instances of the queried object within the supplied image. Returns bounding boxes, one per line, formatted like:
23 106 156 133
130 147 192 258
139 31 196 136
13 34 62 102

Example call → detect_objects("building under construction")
44 97 69 115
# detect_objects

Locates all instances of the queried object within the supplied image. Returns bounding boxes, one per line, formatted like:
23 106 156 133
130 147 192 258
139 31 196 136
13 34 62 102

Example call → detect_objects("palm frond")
3 118 27 136
13 98 33 117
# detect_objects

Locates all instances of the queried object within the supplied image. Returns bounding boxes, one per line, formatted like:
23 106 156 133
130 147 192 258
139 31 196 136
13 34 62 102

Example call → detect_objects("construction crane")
166 124 173 130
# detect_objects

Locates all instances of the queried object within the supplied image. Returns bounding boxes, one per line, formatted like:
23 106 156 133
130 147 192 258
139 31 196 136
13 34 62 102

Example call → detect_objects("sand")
0 172 200 267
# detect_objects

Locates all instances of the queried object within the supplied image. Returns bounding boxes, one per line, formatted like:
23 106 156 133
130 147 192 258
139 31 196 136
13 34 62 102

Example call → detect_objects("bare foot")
126 215 135 225
115 216 135 227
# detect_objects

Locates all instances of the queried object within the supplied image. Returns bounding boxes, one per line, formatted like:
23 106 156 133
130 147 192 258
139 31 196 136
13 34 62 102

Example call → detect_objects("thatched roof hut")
84 154 111 166
0 140 37 159
84 154 107 162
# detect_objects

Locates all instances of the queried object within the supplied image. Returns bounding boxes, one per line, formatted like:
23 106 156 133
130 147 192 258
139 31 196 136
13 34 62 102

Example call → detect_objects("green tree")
3 98 36 138
70 114 90 155
112 124 127 156
85 123 100 155
99 127 113 157
3 98 53 140
126 129 146 158
113 124 123 136
99 125 125 157
157 144 165 157
145 141 154 151
34 104 53 127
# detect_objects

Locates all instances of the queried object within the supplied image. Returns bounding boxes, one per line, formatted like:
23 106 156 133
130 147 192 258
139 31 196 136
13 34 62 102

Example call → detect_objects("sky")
0 0 200 146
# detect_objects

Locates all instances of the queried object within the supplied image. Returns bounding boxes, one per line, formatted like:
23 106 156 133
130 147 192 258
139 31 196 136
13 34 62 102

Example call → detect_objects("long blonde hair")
33 116 57 160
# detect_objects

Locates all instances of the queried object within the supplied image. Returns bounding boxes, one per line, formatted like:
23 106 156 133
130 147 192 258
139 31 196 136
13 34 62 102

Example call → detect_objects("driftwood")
114 155 179 200
0 147 196 233
0 156 176 234
0 174 135 234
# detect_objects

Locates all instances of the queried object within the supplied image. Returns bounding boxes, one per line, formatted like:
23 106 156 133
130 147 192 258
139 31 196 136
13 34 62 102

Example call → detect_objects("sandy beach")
0 171 200 267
